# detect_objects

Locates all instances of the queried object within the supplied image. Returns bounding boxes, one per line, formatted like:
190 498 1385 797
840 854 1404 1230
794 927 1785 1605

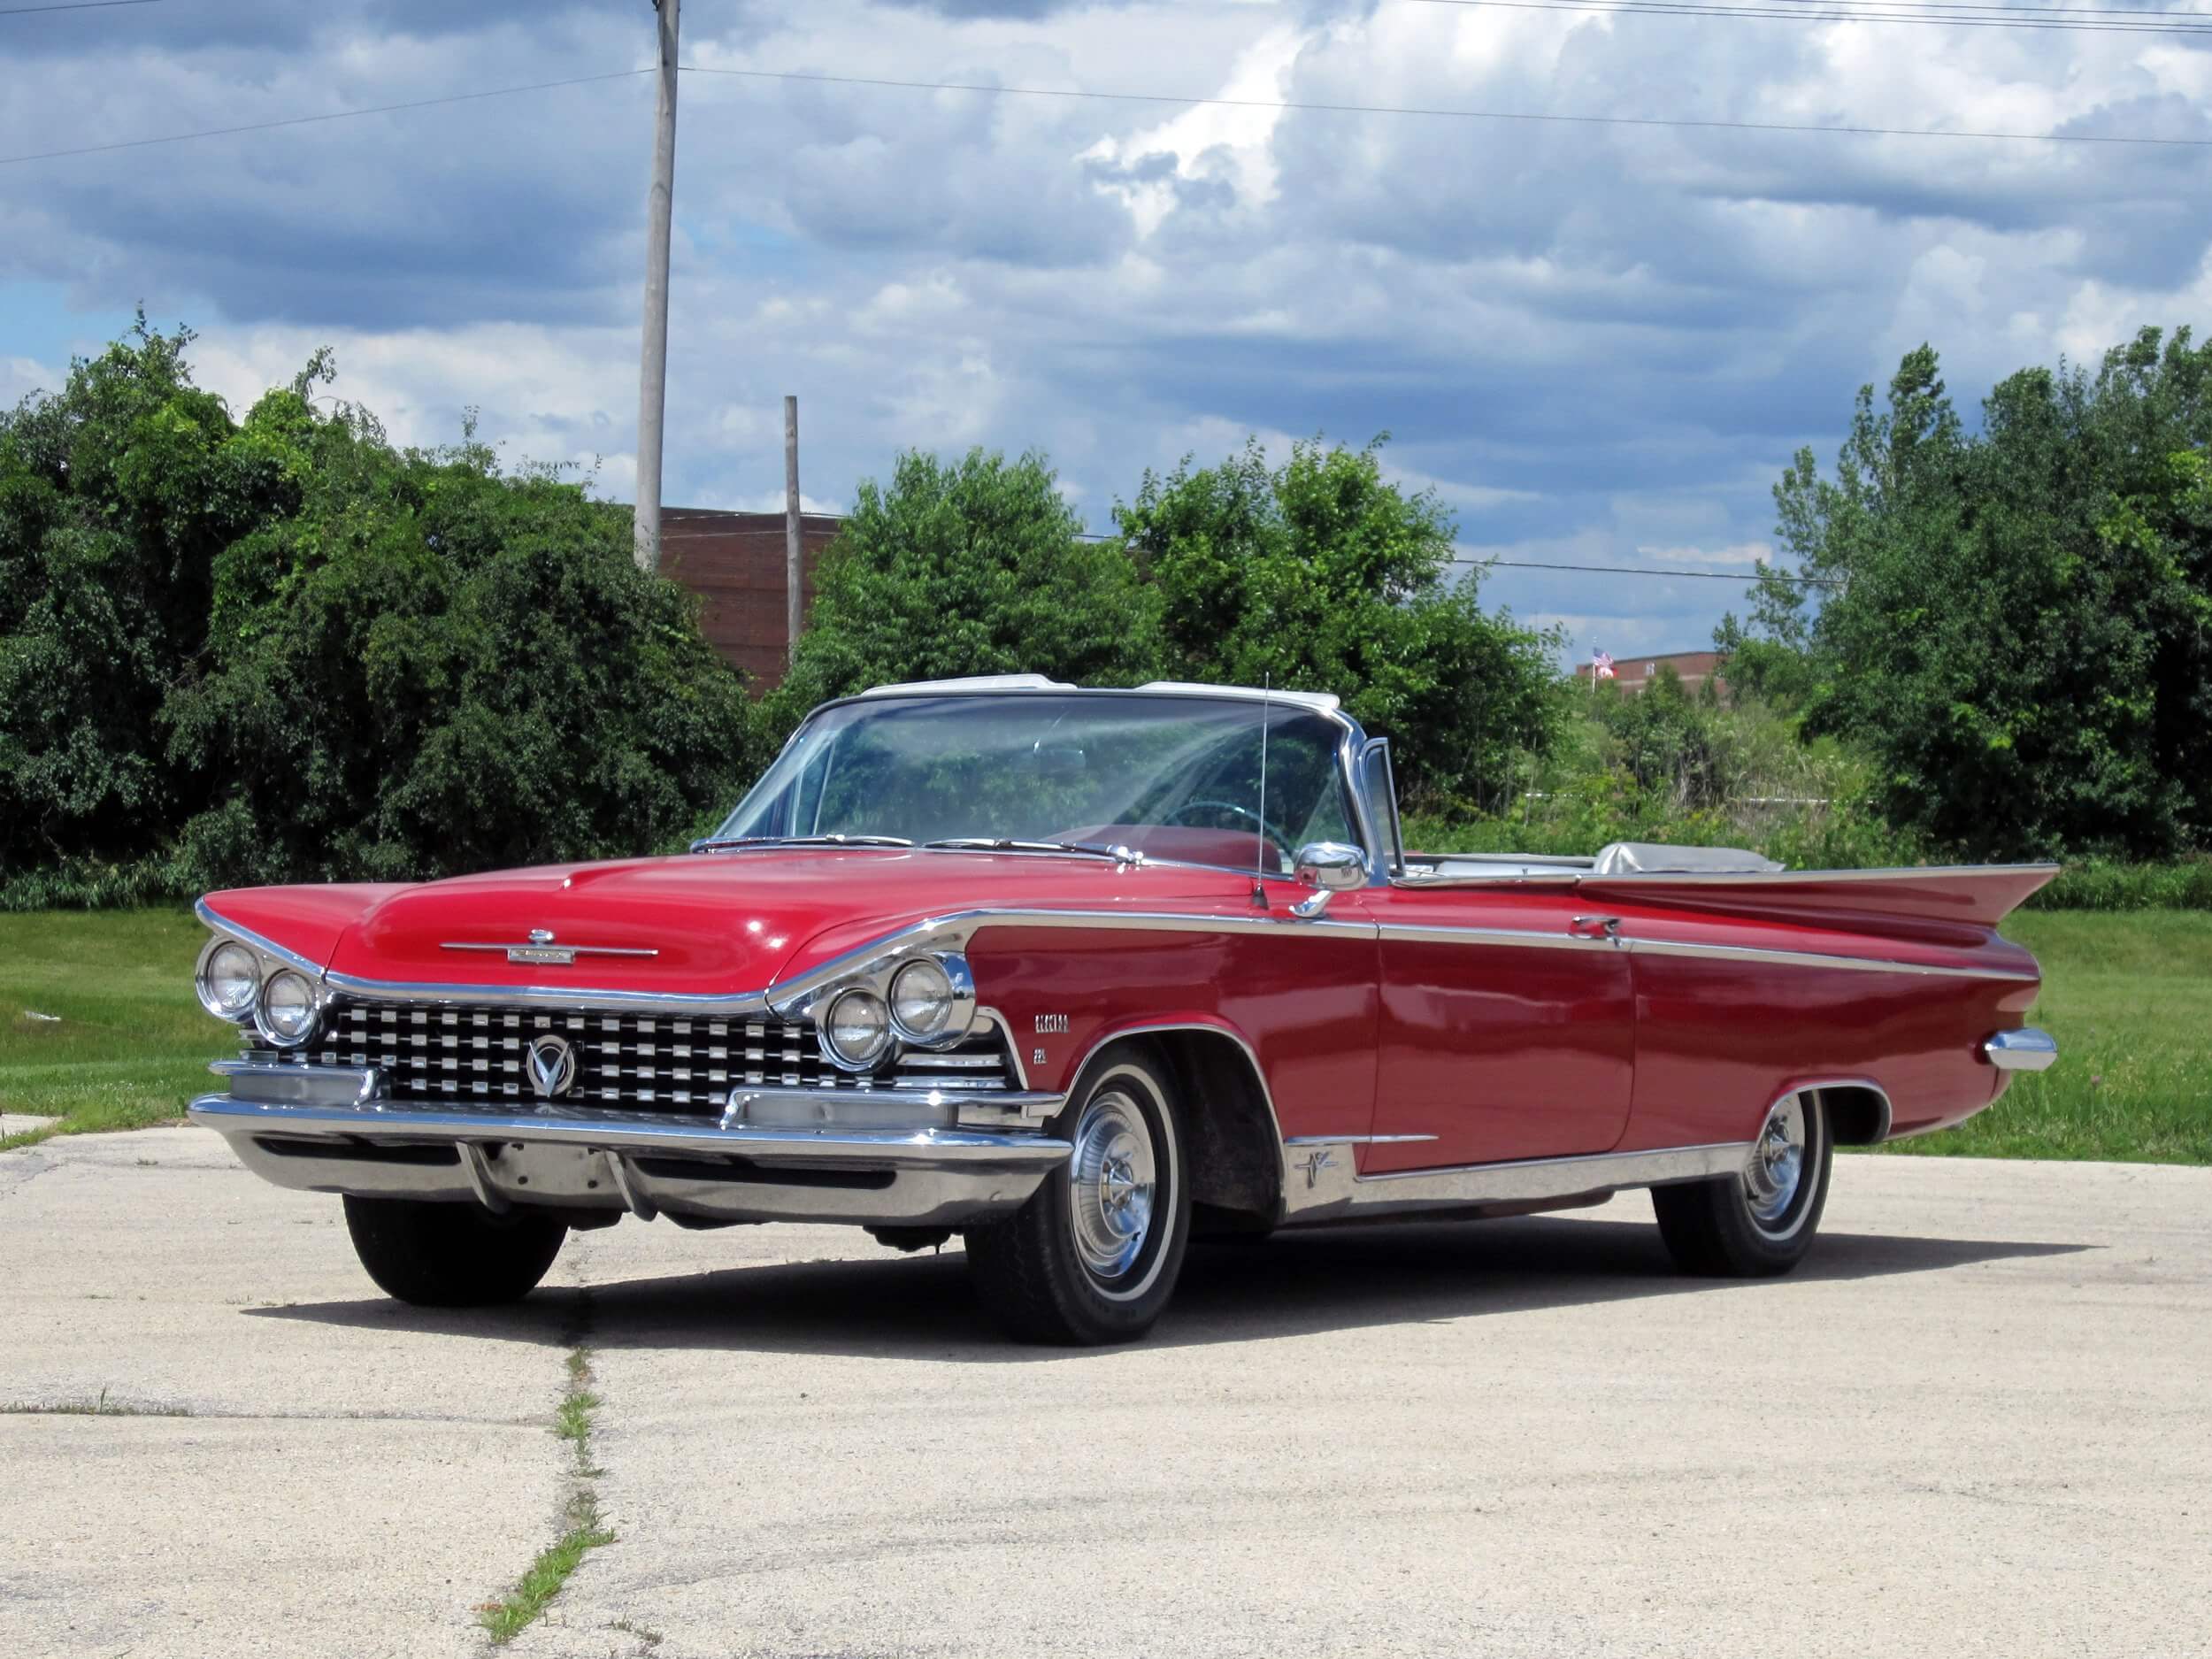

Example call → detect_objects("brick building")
658 508 841 689
1575 649 1726 697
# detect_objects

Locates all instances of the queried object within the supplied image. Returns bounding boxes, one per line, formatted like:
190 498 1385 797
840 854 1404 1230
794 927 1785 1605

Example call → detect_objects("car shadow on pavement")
243 1213 2093 1360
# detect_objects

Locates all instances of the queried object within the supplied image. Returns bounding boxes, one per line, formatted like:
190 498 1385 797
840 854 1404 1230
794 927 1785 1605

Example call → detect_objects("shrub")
1118 436 1562 808
1 326 760 902
770 449 1162 733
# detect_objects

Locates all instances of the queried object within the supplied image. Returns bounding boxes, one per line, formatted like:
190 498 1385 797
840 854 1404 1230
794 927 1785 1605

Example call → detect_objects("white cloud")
0 356 61 409
5 0 2206 668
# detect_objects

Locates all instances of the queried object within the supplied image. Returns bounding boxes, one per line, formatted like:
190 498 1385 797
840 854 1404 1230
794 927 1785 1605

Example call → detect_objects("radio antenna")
1251 673 1271 909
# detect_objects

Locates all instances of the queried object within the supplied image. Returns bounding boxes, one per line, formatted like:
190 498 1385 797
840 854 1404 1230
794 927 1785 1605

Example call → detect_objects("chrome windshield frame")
709 687 1394 887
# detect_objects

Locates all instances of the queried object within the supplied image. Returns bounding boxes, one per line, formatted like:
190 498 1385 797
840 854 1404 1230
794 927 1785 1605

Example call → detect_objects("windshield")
711 694 1360 875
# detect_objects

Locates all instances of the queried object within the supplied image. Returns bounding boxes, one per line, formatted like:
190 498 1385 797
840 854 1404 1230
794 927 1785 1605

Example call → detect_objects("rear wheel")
965 1046 1191 1344
1652 1091 1832 1277
342 1195 568 1307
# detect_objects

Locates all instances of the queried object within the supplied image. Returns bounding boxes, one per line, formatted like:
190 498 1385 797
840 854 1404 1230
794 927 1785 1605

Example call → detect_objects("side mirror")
1290 841 1368 917
1294 841 1370 891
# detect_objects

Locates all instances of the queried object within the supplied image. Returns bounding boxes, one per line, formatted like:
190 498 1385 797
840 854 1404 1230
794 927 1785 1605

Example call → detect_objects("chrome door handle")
1568 915 1621 942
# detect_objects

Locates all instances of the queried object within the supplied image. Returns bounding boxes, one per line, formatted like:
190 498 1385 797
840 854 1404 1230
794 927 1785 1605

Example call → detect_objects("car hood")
205 850 1246 996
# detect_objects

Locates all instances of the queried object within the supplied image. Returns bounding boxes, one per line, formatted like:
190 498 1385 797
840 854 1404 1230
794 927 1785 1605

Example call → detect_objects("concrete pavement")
4 1130 2207 1658
1 1126 567 1658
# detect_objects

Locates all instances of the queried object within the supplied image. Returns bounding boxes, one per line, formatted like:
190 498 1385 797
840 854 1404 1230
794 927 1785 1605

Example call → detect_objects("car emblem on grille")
524 1033 579 1099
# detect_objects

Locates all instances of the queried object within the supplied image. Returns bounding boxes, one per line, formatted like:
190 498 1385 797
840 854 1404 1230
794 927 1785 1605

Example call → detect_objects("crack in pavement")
479 1243 618 1648
0 1402 547 1426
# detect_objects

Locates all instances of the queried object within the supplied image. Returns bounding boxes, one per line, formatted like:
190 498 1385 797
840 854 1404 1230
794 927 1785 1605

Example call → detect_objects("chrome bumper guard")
191 1062 1071 1230
1983 1026 2059 1073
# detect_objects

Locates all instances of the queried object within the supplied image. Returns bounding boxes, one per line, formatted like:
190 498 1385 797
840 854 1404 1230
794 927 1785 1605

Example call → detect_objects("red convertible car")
189 679 2058 1343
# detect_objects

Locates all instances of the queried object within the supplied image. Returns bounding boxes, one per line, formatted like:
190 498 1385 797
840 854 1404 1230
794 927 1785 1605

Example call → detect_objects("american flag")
1592 649 1616 680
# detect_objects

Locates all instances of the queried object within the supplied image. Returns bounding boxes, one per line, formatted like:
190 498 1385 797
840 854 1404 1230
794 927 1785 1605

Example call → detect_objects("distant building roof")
1575 649 1725 694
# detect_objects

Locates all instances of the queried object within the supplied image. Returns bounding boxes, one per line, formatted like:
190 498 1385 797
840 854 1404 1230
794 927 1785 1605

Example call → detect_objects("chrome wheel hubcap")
1743 1095 1808 1225
1068 1089 1157 1280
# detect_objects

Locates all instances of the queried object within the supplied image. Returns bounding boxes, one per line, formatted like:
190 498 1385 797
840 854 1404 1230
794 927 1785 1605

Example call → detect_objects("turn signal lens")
889 958 955 1041
257 969 319 1048
198 941 261 1019
821 987 893 1071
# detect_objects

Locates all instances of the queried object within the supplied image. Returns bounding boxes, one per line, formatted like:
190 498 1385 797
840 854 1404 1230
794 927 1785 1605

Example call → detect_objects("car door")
1356 881 1635 1171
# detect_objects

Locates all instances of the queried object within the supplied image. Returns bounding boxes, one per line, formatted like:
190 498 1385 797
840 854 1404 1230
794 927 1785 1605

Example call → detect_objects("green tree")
1743 331 2212 860
771 448 1164 728
1 326 760 898
1116 436 1561 807
0 318 300 873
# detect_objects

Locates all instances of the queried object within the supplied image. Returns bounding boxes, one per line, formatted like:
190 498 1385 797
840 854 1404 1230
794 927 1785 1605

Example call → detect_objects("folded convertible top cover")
1590 842 1785 876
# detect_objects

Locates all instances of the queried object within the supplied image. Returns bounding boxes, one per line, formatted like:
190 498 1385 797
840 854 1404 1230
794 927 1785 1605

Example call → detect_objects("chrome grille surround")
243 999 1016 1117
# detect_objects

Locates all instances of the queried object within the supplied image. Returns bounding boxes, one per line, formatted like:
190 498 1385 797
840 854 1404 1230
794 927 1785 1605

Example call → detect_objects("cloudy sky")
4 0 2207 663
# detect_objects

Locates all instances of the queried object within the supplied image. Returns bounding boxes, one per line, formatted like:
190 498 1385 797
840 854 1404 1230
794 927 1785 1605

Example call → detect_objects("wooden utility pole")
783 395 803 665
633 0 680 572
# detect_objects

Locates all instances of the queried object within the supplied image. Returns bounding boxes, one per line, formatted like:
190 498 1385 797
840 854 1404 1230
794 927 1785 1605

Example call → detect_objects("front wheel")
342 1195 568 1307
1651 1090 1832 1277
965 1044 1192 1344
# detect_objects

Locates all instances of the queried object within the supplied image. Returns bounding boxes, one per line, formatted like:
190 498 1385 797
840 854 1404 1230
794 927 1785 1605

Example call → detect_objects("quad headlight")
255 969 320 1048
813 951 977 1071
196 940 263 1020
889 957 956 1042
819 986 894 1071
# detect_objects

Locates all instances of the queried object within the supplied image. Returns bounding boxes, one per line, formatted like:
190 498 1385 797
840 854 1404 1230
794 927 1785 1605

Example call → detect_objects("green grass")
1 906 2204 1164
480 1342 614 1645
0 909 232 1148
479 1494 616 1646
1878 910 2212 1165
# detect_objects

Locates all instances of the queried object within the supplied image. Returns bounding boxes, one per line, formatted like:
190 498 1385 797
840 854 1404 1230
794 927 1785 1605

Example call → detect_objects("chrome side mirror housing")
1294 841 1371 891
1290 841 1369 917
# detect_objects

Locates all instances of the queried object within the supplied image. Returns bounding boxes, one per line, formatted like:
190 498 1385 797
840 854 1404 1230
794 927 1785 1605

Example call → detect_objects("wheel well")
1817 1084 1892 1147
1125 1029 1283 1228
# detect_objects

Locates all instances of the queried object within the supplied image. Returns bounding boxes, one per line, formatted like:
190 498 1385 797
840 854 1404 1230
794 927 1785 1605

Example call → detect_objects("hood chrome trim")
196 899 332 979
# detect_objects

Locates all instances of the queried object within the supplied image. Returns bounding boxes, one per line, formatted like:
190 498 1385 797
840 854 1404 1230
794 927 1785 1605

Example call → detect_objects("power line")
0 68 650 166
1754 0 2212 14
1463 557 1842 583
1407 0 2212 34
678 63 2212 148
0 0 162 14
651 519 1830 582
1754 0 2212 15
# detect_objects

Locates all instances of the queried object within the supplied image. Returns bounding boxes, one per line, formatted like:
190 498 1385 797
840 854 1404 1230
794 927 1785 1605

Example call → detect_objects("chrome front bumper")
190 1063 1071 1229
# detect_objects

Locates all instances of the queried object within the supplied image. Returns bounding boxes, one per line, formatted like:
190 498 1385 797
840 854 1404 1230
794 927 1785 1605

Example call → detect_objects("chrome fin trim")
1620 935 2039 982
213 899 2033 1025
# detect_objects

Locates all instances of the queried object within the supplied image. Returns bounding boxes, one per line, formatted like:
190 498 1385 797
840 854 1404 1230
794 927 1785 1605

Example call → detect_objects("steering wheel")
1162 800 1299 870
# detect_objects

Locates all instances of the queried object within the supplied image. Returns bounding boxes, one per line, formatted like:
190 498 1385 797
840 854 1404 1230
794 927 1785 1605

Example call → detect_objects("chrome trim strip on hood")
196 898 331 979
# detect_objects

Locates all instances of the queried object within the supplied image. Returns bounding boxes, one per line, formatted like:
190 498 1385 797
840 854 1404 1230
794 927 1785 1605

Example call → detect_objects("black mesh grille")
250 1001 1014 1117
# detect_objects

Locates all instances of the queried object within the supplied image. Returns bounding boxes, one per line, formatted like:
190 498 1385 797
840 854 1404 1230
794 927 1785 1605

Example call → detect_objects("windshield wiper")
692 833 914 853
924 838 1141 863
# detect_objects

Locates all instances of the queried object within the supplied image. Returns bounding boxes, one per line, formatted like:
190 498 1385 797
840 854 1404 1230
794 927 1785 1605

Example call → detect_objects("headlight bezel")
195 937 265 1021
254 967 322 1049
808 950 979 1074
818 985 895 1071
887 954 977 1048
